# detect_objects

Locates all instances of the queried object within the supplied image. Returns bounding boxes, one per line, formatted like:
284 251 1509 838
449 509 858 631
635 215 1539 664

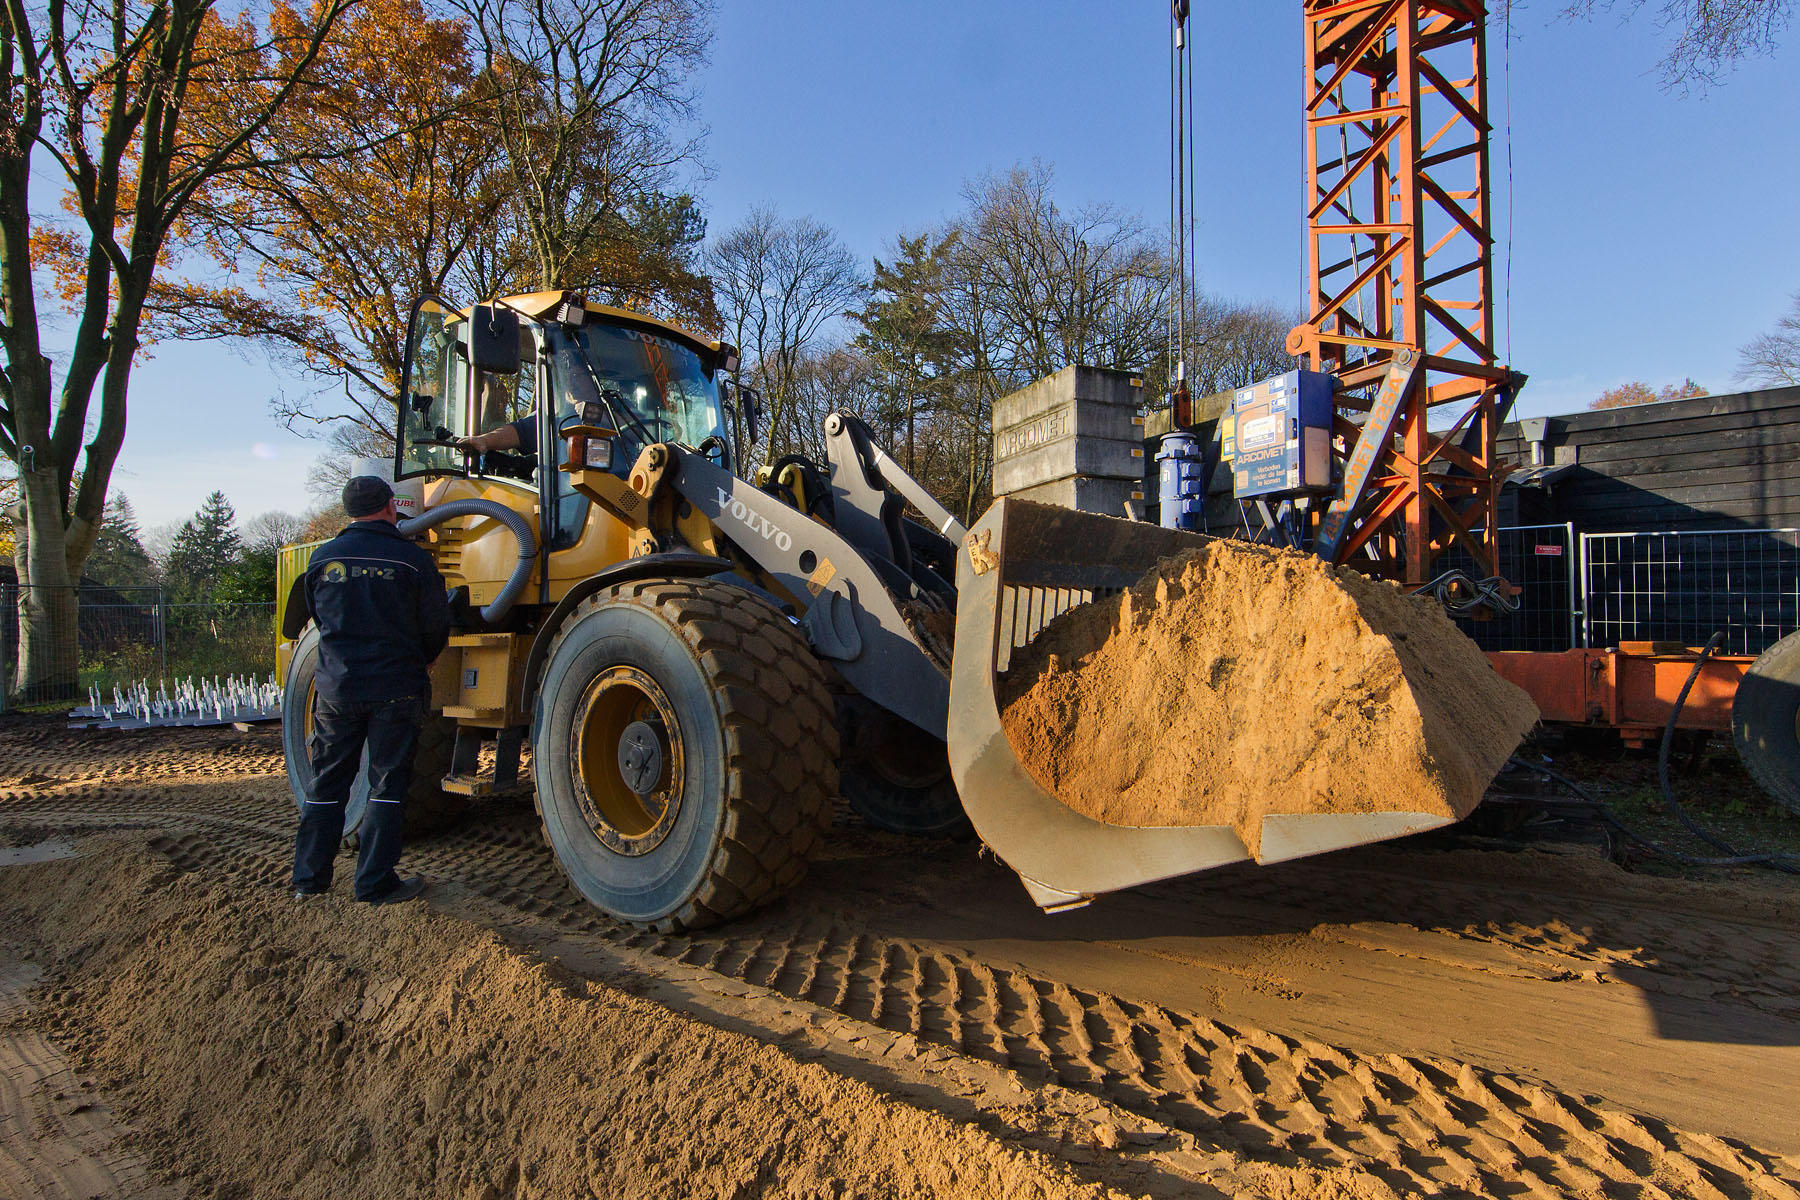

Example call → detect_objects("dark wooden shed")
1501 385 1800 532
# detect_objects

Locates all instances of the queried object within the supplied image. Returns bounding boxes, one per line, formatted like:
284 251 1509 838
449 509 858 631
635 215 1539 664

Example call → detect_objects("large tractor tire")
282 625 464 839
532 577 837 931
1732 629 1800 816
838 699 969 838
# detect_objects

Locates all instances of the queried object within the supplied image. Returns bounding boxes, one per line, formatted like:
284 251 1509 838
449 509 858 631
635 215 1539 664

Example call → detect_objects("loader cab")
397 292 737 551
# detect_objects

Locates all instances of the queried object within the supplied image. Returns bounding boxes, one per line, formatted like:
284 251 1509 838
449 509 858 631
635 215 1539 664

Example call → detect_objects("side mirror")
469 304 521 375
740 385 764 443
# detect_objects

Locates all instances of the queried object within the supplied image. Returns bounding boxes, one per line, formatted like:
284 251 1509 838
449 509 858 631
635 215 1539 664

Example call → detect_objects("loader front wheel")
1733 629 1800 815
532 578 837 930
282 625 464 839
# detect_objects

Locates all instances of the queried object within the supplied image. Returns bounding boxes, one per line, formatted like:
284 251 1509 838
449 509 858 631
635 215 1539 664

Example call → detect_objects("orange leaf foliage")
1589 378 1709 410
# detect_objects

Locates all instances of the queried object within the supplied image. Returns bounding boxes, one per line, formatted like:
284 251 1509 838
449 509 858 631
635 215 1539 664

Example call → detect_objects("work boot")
293 888 328 901
362 875 426 906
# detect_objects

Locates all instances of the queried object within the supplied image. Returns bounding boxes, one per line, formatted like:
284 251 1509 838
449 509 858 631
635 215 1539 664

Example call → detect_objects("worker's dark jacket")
297 520 451 704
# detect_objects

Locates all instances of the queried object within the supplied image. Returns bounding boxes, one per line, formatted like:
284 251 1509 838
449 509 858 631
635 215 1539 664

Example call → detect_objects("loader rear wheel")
839 703 968 838
532 577 837 931
282 625 464 840
1732 630 1800 815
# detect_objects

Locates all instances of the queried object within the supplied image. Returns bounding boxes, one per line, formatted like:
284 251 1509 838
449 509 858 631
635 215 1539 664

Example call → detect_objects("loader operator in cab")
290 475 450 906
453 322 730 469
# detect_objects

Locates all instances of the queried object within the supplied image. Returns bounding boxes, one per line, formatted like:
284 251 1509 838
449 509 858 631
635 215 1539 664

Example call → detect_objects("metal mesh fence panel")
2 584 275 711
1581 529 1800 656
1444 524 1580 652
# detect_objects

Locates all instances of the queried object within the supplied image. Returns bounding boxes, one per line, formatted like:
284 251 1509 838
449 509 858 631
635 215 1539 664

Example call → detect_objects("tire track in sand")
0 960 181 1200
106 816 1800 1200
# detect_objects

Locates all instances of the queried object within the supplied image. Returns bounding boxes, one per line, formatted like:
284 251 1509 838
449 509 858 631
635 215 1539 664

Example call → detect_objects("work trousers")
291 693 423 900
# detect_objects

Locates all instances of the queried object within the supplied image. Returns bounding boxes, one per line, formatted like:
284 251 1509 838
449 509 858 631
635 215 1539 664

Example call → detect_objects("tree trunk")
11 471 80 704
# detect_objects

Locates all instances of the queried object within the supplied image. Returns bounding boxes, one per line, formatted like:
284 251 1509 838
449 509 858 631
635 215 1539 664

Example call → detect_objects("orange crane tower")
1290 0 1518 588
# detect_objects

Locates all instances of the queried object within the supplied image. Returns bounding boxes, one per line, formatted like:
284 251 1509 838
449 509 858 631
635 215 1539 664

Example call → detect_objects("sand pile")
0 842 1135 1200
998 542 1538 856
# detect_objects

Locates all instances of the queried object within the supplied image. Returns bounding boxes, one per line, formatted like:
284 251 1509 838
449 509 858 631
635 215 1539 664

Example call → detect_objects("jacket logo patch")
320 561 396 582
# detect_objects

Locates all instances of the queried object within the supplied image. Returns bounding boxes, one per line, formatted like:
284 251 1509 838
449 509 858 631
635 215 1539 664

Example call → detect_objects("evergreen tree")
217 511 308 604
164 492 244 601
851 232 968 476
85 494 155 587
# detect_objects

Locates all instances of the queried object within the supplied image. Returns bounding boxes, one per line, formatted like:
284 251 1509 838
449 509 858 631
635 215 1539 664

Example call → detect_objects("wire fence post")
156 585 167 683
1564 521 1581 651
0 584 275 711
0 578 12 716
1578 532 1594 650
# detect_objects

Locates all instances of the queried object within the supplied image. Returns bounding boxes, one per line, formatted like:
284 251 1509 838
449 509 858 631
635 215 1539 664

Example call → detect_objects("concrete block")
1010 476 1148 519
993 366 1147 496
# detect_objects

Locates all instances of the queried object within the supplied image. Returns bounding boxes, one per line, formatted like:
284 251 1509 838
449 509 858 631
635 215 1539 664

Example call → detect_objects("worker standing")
290 476 451 904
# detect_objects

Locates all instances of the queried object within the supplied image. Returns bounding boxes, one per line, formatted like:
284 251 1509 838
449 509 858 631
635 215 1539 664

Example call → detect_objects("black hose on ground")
399 499 538 625
1503 635 1800 873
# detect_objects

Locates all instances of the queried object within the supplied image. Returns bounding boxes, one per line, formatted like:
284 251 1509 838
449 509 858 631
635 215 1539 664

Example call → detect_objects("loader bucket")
945 498 1461 912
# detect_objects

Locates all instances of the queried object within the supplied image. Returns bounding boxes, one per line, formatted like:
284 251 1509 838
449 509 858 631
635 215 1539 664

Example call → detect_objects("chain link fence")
1449 524 1580 652
5 525 1797 711
1446 524 1800 657
1580 529 1800 657
1 582 275 712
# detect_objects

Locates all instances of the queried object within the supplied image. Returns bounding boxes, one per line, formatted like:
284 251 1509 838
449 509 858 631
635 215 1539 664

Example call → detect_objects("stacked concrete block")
992 366 1147 518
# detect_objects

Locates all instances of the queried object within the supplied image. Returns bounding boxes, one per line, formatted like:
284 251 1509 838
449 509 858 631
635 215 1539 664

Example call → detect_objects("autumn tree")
1738 291 1800 387
1 0 353 699
1186 295 1302 396
949 163 1167 386
299 504 349 543
165 0 716 451
784 345 883 462
161 0 505 443
0 467 16 562
1589 378 1709 409
708 207 865 466
217 508 306 603
920 163 1170 519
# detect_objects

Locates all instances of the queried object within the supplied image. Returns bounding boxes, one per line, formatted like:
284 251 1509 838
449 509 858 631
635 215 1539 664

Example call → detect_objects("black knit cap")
341 475 394 519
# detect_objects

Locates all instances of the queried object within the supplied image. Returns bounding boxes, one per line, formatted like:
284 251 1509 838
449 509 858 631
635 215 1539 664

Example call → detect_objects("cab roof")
455 290 724 359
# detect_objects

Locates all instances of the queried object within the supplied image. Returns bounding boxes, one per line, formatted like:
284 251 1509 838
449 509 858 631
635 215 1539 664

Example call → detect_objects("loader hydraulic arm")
670 450 950 739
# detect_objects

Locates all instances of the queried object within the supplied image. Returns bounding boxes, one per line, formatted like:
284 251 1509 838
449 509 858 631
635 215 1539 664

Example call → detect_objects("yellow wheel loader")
276 292 1470 930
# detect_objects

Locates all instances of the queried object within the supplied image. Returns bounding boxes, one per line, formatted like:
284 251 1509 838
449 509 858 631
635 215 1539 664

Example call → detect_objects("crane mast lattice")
1290 0 1517 587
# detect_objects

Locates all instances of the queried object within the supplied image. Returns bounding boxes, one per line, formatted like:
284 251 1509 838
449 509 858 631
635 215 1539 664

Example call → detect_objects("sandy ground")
2 716 1799 1199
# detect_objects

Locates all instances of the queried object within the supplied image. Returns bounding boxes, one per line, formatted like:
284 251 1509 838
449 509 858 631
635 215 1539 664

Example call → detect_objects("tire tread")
535 577 838 931
1732 630 1800 816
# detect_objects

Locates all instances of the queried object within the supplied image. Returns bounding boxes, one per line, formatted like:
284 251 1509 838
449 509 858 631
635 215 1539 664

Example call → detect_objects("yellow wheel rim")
569 665 684 855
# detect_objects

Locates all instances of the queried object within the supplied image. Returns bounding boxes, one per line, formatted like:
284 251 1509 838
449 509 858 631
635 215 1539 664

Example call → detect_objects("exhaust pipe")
399 499 538 624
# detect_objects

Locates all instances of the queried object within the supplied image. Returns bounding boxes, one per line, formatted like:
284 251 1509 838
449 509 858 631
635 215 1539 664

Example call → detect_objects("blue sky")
81 1 1798 530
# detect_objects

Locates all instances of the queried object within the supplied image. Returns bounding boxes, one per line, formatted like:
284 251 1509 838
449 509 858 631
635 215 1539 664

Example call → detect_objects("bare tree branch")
1563 0 1791 89
1737 290 1800 387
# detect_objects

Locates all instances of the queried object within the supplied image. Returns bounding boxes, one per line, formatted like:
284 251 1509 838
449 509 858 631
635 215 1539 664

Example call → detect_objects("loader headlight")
584 437 613 469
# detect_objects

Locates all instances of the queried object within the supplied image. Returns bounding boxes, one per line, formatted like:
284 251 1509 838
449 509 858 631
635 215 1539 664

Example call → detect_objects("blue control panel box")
1223 369 1334 498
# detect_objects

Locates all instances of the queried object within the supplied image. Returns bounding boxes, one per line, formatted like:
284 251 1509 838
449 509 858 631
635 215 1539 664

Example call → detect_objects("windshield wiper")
572 350 662 448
